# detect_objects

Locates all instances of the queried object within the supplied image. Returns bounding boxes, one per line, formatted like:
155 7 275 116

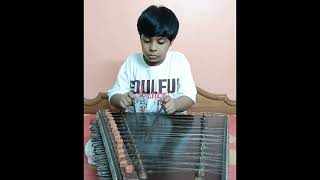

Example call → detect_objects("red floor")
83 114 236 180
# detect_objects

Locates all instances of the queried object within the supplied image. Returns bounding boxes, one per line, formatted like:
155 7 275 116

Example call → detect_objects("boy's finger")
121 97 130 107
164 102 171 110
124 96 132 105
166 109 174 114
163 95 171 103
160 95 168 103
119 101 127 109
128 91 135 99
159 96 164 103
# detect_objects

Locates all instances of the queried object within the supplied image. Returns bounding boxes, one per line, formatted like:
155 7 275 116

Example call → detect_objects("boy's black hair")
137 5 179 42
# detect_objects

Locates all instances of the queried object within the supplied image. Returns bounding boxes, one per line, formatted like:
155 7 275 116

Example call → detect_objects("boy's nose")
149 42 157 52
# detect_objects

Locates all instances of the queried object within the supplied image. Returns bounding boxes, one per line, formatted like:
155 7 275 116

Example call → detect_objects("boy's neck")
143 54 166 66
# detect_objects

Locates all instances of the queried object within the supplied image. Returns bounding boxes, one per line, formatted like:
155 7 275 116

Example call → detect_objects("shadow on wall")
104 59 122 80
85 59 124 99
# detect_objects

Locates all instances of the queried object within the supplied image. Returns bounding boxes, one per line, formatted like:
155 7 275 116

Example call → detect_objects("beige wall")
84 0 236 100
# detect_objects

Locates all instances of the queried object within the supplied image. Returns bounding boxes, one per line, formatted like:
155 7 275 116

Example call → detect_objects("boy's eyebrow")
154 37 166 40
142 36 167 40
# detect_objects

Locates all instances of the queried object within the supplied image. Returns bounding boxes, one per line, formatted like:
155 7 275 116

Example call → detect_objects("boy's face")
140 34 171 66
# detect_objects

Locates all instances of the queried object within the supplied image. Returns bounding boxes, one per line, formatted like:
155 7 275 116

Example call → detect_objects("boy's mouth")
148 55 158 59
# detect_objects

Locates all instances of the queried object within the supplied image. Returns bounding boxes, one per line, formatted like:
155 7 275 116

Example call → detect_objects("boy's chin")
147 58 160 62
143 55 163 65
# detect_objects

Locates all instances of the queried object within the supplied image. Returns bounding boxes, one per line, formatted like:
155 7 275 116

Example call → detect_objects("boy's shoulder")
123 51 189 65
167 51 189 64
168 50 185 57
126 51 186 60
121 52 143 66
126 52 142 61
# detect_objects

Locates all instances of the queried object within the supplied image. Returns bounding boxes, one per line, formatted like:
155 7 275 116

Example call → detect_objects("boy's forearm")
174 96 195 112
109 94 124 109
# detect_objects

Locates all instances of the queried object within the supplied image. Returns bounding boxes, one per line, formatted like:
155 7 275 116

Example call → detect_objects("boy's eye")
158 41 165 44
143 39 150 43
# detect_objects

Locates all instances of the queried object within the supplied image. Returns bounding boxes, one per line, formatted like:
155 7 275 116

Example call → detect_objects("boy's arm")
174 95 195 112
109 94 124 109
110 92 135 109
108 58 132 108
165 53 196 114
161 95 194 114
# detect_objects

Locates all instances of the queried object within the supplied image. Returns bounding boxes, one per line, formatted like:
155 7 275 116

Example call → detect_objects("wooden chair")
84 87 236 115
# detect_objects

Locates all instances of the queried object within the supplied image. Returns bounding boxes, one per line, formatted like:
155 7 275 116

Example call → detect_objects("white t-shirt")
107 51 197 113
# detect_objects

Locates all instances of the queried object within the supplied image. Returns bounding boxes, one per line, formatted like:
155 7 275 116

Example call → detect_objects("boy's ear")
169 39 175 46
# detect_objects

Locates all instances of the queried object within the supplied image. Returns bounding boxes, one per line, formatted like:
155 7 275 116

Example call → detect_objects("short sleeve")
176 54 197 103
107 59 131 103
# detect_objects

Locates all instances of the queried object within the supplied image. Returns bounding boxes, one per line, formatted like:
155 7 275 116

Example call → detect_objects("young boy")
108 5 197 114
85 5 197 166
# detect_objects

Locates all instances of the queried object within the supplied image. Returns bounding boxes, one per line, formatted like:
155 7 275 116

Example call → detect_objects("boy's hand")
160 95 176 114
119 92 135 109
